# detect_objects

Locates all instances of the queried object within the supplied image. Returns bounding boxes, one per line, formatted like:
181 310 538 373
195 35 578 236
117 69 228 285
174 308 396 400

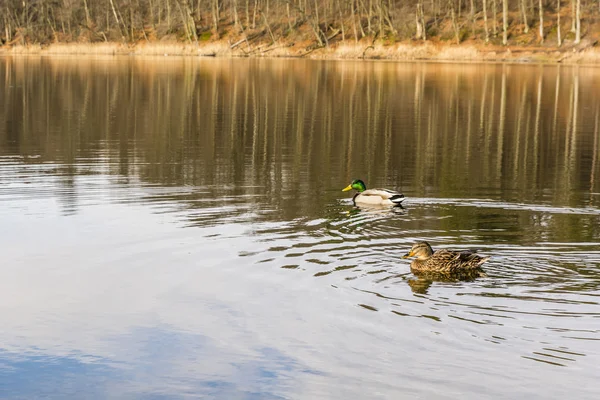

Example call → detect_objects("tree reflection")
1 57 599 236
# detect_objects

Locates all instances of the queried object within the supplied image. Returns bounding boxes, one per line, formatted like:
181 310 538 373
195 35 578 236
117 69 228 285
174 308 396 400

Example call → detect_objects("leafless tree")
0 0 594 48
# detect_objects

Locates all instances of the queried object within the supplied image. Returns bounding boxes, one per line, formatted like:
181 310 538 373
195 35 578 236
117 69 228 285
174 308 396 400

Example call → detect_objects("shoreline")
2 40 600 65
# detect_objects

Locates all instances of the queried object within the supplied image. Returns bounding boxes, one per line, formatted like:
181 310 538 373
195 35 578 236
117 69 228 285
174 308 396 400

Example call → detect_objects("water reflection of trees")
1 57 599 225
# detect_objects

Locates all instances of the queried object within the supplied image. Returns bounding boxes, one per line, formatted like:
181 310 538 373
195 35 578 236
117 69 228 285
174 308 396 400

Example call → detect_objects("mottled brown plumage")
402 241 490 273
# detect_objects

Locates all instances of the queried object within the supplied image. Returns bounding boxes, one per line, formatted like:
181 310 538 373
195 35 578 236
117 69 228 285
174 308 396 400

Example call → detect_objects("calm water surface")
1 56 600 399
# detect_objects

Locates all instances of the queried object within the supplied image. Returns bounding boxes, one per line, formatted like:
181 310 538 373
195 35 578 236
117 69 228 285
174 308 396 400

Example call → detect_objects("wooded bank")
2 1 599 58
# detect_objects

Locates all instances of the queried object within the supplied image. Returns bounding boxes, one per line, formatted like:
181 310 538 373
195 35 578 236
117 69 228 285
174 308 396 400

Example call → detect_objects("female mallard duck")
342 179 404 207
402 241 489 273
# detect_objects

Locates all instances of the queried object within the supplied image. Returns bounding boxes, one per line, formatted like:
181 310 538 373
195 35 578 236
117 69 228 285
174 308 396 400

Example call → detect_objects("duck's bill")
342 185 353 192
402 252 412 259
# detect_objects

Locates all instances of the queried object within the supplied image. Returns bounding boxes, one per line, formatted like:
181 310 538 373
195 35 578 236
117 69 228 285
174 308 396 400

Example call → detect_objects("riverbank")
2 39 600 64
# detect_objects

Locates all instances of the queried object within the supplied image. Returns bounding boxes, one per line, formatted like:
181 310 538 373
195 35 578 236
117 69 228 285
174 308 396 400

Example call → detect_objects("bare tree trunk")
48 6 59 39
233 0 241 32
287 3 294 32
129 2 135 40
156 0 161 25
575 0 581 43
571 0 576 32
416 2 423 39
538 0 544 42
377 1 384 37
310 0 325 46
177 1 192 42
520 0 529 33
246 0 250 28
367 0 373 34
148 0 155 27
557 0 562 46
314 0 321 36
186 1 199 42
451 5 460 44
493 0 497 35
483 0 490 42
351 0 359 42
167 0 171 32
252 0 258 29
212 0 219 32
470 0 475 36
421 3 427 40
502 0 508 45
109 0 126 41
338 0 346 40
262 12 276 44
83 0 91 28
571 0 577 33
383 0 397 34
6 19 11 42
358 0 367 37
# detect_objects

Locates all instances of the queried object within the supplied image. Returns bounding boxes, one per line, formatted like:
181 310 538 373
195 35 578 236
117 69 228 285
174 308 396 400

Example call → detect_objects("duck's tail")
477 256 490 266
389 194 405 206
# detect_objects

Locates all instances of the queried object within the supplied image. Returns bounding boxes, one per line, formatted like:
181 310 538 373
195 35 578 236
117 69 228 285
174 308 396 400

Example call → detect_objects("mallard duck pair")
342 180 490 272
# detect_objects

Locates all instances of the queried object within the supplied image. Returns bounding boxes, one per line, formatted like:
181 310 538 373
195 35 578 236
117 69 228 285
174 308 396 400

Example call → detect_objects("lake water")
1 56 599 399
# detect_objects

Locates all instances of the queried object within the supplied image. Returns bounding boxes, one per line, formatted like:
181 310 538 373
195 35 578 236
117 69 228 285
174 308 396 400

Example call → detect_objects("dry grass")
1 43 128 55
0 42 232 57
327 43 368 59
434 46 481 61
389 43 440 60
43 43 130 55
3 44 43 54
563 48 600 64
133 42 231 56
320 42 487 62
1 39 599 65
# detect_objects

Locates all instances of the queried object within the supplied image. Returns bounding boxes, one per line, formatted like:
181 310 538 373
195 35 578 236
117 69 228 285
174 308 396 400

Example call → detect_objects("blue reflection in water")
1 327 318 399
0 352 120 399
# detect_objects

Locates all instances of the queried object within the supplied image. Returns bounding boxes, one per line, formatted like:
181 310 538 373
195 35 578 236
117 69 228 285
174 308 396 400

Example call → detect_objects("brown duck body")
403 242 490 273
409 249 489 273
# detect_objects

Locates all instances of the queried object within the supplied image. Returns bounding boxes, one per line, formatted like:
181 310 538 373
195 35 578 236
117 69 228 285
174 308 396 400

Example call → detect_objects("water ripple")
2 154 599 377
239 199 600 356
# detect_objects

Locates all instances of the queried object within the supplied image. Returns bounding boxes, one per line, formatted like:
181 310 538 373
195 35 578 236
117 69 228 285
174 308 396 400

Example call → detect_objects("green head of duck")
342 179 367 193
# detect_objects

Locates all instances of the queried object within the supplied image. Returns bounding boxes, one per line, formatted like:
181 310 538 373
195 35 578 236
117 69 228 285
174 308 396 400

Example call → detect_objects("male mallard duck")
342 179 404 207
402 241 489 273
